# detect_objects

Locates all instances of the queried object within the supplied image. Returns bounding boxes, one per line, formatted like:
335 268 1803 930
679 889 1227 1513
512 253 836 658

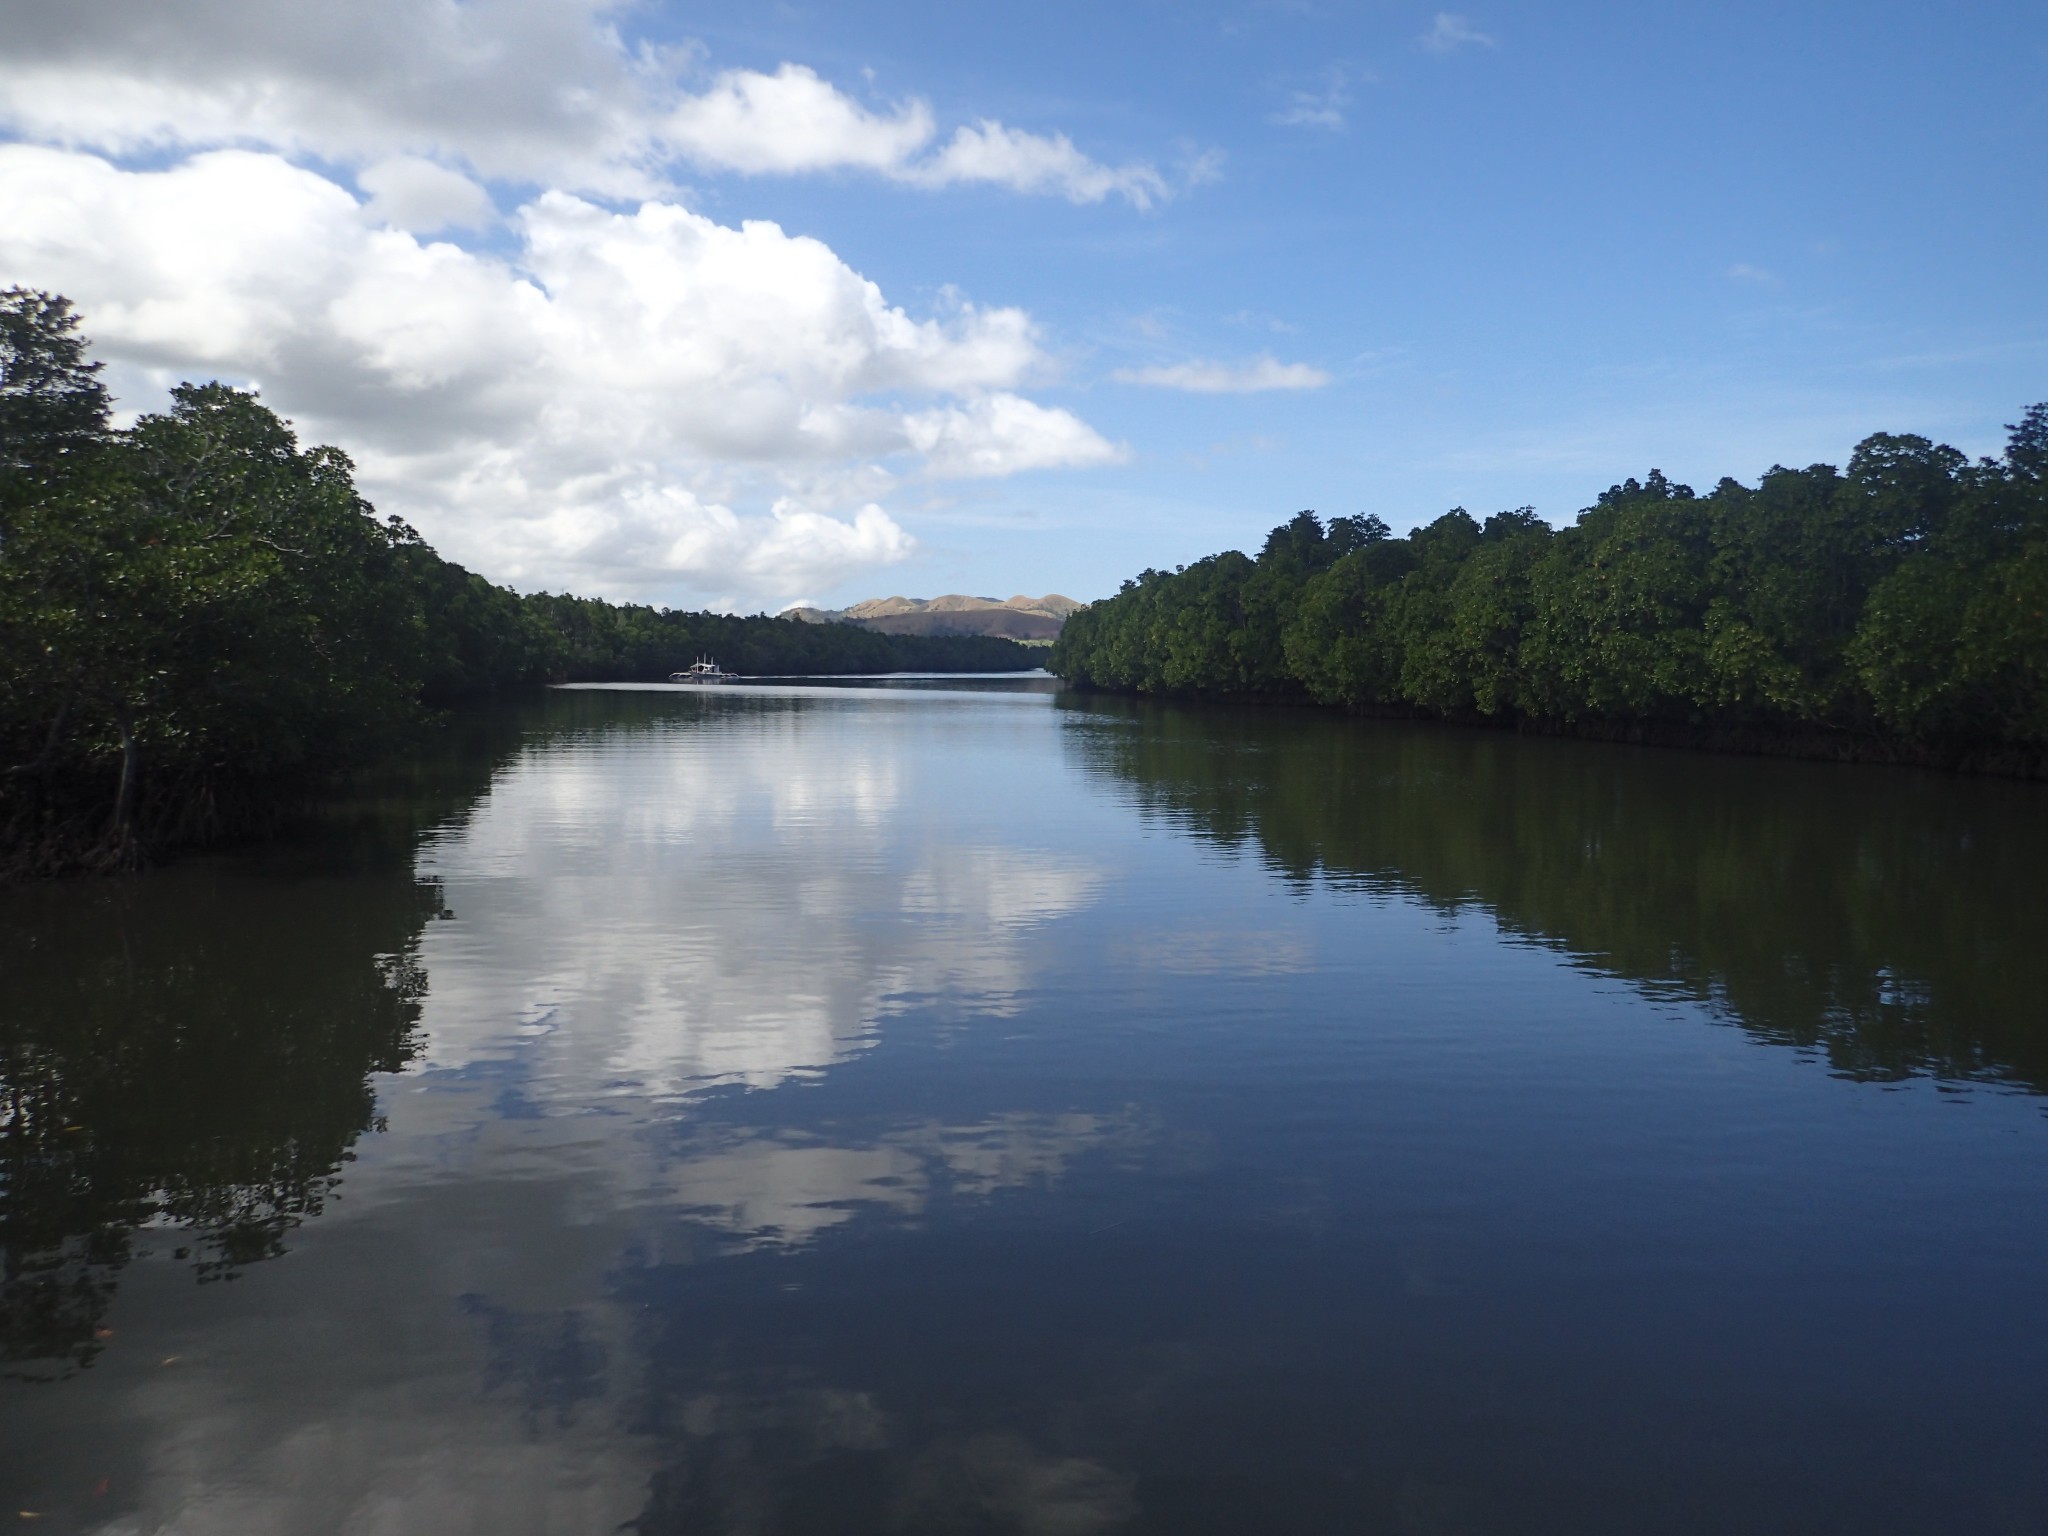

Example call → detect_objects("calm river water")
5 679 2047 1534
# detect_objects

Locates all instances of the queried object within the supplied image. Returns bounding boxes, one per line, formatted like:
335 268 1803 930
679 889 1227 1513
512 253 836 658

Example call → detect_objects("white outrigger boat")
669 657 737 684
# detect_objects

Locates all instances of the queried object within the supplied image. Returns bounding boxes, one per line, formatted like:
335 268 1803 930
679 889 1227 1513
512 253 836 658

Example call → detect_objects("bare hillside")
788 593 1083 639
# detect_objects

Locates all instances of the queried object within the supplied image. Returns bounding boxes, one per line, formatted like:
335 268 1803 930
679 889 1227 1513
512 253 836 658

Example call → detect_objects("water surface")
5 681 2046 1533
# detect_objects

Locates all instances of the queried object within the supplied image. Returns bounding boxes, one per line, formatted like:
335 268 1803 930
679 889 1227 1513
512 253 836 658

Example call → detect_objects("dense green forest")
0 291 1035 873
1051 408 2048 773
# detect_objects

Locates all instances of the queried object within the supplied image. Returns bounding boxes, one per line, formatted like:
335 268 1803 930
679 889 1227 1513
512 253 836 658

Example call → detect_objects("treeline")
0 291 1034 873
518 593 1037 687
1051 411 2048 772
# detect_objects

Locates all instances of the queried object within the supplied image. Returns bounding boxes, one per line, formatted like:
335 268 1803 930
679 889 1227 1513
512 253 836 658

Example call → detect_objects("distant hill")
787 593 1084 641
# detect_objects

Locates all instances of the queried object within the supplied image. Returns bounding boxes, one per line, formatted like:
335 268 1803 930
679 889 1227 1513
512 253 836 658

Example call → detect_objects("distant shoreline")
1051 409 2048 783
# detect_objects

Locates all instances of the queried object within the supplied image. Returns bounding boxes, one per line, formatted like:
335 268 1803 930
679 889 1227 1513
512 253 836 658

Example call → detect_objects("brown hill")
788 593 1083 639
841 595 928 618
858 608 1064 640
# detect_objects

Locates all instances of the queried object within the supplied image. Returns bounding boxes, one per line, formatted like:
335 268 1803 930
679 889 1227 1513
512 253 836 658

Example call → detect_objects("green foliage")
0 293 1041 872
0 288 110 491
3 380 430 867
1279 536 1414 708
1052 413 2048 770
1522 474 1713 720
520 592 1035 682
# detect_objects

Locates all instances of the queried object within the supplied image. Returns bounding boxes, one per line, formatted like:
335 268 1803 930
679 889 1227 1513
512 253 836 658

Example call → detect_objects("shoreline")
1054 681 2048 781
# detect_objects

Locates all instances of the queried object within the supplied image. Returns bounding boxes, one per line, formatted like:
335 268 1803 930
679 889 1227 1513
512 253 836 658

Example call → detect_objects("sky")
2 1 2043 612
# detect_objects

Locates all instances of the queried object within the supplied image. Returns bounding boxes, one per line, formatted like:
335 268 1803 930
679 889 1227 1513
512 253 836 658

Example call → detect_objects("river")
5 678 2046 1534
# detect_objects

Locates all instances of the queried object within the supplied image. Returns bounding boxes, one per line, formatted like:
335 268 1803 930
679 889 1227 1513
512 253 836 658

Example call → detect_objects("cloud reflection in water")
409 696 1106 1099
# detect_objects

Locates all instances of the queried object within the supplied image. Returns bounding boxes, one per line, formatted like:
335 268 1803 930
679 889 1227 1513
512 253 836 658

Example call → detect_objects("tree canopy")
1051 413 2048 773
0 288 109 487
0 292 1038 873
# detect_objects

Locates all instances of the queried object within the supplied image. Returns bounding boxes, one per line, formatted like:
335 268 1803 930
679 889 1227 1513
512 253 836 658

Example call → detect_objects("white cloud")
903 394 1127 477
0 2 1183 207
657 63 936 177
0 0 666 196
0 1 1163 601
910 121 1172 207
1726 262 1780 286
358 156 496 233
648 68 1176 206
0 145 1123 605
1113 356 1332 393
1420 13 1498 53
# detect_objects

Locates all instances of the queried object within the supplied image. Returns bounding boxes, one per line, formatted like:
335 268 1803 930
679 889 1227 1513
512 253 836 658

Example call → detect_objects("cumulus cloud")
0 0 1163 600
651 67 1167 206
1113 356 1332 393
0 0 662 194
0 2 1180 207
903 394 1128 478
1421 13 1498 53
358 156 497 233
657 63 936 177
0 145 1121 605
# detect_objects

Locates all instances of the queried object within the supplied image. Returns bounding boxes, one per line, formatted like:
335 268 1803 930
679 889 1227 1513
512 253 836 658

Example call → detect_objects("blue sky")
2 1 2043 608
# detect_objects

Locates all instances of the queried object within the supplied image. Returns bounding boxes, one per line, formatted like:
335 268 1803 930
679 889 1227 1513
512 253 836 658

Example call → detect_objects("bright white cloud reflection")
664 1112 1144 1250
409 693 1107 1102
62 693 1140 1535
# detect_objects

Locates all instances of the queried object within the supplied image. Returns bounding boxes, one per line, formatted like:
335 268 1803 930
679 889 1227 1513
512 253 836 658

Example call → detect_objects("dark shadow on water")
0 707 542 1379
7 684 2046 1532
0 866 433 1378
1057 692 2048 1095
0 689 927 1379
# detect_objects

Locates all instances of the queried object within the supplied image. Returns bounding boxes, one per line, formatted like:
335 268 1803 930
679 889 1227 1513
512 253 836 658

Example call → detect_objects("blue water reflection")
3 681 2045 1534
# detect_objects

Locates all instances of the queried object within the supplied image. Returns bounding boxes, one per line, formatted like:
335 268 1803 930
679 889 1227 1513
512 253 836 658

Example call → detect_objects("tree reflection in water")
2 688 2043 1530
0 710 529 1380
1059 693 2048 1094
0 868 433 1378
